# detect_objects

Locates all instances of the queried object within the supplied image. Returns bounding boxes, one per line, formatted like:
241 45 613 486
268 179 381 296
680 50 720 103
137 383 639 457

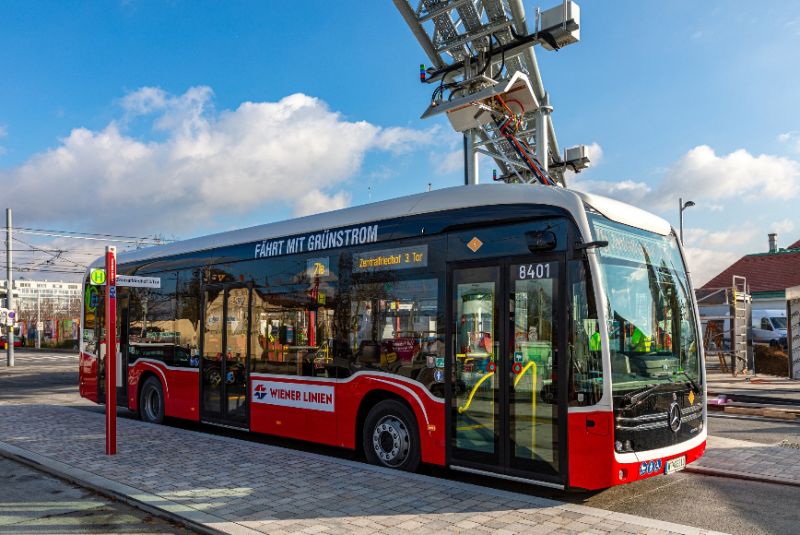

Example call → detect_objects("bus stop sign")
90 268 106 285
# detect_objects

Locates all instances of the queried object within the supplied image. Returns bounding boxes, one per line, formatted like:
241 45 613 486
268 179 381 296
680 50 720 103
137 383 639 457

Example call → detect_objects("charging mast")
105 245 117 455
394 0 591 186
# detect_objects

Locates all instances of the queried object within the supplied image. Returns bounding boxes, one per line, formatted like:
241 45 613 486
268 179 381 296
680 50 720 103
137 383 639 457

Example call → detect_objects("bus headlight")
615 440 634 453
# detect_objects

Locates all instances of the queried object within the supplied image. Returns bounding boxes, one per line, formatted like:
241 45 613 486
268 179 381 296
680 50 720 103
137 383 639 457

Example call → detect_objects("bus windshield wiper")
621 383 676 408
673 370 701 394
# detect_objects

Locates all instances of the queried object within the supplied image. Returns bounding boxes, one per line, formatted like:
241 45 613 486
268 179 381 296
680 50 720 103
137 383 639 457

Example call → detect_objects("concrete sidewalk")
706 370 800 404
0 404 725 535
685 435 800 487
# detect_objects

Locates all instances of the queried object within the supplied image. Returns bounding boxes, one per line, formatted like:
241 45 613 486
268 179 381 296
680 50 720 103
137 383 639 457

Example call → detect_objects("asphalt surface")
3 350 800 535
0 456 194 534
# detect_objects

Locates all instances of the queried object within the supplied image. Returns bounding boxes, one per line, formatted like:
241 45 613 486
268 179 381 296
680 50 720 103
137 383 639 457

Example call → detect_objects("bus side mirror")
525 231 557 252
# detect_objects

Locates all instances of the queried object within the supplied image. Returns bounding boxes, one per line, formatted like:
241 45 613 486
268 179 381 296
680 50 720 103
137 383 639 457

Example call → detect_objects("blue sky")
2 1 800 284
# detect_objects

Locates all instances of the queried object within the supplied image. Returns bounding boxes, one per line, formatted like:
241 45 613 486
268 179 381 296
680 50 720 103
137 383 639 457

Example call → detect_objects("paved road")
4 351 800 535
0 351 84 406
0 456 194 534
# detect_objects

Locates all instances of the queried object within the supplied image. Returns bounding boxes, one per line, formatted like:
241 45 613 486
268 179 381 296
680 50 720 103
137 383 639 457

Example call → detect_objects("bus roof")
90 184 671 269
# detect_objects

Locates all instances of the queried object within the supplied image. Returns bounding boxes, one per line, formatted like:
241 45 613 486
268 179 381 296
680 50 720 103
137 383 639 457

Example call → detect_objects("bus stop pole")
105 246 117 455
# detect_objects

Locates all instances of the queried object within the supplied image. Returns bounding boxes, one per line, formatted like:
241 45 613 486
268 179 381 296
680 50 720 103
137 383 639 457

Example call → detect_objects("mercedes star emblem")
668 402 682 433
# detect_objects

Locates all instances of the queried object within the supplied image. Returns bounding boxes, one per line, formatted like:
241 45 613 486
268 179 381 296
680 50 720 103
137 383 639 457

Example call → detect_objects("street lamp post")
679 198 695 244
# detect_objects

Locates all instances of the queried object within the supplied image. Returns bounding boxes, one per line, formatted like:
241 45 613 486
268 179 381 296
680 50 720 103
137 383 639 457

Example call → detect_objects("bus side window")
250 286 338 378
347 277 443 396
128 275 179 366
568 259 602 406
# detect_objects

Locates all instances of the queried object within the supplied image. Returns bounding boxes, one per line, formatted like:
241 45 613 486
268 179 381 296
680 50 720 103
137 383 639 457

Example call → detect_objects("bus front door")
449 258 566 487
200 284 250 428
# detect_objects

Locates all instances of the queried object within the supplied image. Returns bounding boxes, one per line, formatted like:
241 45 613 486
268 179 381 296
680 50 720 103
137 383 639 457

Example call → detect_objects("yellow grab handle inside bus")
458 371 494 414
513 361 537 455
513 360 537 387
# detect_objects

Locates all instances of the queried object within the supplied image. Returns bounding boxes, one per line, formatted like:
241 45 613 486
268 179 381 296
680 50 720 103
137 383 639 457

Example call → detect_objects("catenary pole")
6 208 14 367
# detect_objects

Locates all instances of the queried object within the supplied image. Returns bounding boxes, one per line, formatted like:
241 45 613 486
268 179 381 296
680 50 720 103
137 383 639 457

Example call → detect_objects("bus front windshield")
590 216 701 394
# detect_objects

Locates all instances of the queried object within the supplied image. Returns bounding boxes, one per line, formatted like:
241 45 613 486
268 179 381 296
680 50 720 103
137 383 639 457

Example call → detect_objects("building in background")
0 279 81 348
702 235 800 310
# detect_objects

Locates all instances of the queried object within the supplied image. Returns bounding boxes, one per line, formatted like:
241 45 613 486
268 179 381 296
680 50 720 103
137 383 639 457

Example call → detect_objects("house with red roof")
702 234 800 309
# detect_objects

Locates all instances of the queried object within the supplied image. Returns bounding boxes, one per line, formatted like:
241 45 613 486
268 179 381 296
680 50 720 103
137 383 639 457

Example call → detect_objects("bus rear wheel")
363 400 420 472
140 377 165 424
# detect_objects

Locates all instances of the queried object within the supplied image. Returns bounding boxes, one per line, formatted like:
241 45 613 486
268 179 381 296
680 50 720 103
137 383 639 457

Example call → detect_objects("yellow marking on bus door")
458 371 494 414
456 424 485 431
513 361 537 456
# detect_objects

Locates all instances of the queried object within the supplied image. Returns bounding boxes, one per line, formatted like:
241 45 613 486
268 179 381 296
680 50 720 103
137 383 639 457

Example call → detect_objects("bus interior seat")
356 340 381 367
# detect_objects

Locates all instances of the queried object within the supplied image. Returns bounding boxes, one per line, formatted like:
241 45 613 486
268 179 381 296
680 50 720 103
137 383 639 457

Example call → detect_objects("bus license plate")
665 456 686 474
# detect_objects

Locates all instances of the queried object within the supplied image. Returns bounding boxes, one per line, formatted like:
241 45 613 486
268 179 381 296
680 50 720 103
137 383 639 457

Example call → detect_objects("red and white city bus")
80 184 706 490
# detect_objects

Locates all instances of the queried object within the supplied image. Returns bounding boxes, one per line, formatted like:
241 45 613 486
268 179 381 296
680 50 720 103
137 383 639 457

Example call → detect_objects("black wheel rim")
372 415 411 467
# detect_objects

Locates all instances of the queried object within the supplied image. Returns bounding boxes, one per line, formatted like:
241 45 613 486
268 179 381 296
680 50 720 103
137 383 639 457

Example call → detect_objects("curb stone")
684 464 800 489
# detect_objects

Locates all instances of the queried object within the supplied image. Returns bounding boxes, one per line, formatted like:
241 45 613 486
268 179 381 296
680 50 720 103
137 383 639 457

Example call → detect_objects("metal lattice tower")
394 0 589 186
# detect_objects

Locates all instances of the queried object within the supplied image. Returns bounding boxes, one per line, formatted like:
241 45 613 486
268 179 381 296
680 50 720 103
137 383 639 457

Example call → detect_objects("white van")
751 309 788 345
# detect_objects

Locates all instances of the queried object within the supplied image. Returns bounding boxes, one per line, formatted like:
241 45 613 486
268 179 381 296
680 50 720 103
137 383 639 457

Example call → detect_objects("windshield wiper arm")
674 370 701 394
622 383 675 407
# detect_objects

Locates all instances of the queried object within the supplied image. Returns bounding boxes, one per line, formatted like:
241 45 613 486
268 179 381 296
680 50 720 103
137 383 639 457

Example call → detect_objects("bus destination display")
353 245 428 273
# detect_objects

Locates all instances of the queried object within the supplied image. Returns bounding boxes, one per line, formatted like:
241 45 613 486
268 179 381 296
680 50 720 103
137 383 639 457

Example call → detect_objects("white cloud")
574 145 800 209
0 125 7 138
683 246 740 287
684 227 758 251
294 190 351 217
568 143 800 286
682 226 760 286
374 125 438 154
120 86 169 116
778 130 800 153
1 87 433 235
433 149 463 175
772 218 795 236
570 176 652 206
652 145 800 208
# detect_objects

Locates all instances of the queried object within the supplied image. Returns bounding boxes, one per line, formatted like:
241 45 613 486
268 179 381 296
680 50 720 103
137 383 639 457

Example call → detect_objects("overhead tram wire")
2 225 160 277
0 264 85 275
0 226 172 245
9 237 124 274
13 237 87 268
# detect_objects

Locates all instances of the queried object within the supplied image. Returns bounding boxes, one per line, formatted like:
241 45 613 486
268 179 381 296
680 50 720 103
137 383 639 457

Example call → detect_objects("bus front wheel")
363 399 420 472
140 377 165 424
